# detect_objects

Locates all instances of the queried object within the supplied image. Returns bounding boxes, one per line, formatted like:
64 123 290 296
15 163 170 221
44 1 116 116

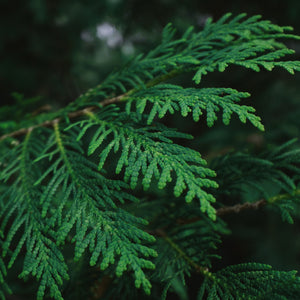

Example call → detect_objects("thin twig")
216 199 267 216
0 94 127 142
217 188 300 216
151 193 295 274
176 188 300 227
175 199 267 226
0 66 189 142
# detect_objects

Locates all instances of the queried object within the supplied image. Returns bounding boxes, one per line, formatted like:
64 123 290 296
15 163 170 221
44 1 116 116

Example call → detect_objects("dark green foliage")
1 13 300 299
0 250 11 300
211 139 300 223
199 263 300 299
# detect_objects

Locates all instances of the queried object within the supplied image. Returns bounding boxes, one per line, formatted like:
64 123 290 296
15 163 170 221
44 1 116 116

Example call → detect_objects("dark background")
1 1 300 299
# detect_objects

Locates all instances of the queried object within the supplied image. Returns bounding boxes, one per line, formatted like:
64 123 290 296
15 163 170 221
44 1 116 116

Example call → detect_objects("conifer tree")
1 13 300 299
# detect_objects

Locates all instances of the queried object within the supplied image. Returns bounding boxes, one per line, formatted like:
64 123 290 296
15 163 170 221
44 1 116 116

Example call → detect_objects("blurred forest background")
1 0 300 299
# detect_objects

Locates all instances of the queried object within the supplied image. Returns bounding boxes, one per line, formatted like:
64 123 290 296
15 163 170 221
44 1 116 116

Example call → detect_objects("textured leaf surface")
66 109 218 219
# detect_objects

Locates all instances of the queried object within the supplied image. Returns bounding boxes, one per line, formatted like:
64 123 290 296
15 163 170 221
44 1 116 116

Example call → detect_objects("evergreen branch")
198 263 300 299
65 108 218 219
1 13 300 299
0 130 69 300
36 123 157 295
1 14 300 142
145 215 224 299
212 140 300 222
0 62 189 143
155 228 214 278
0 94 126 142
0 69 187 143
0 82 261 141
78 13 300 103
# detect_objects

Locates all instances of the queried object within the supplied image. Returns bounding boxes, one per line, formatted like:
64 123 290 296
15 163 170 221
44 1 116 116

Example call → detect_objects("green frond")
192 14 300 83
71 208 156 294
30 123 156 295
54 198 157 295
19 235 69 300
198 263 300 299
65 108 218 219
126 84 264 129
0 130 69 300
35 123 136 215
69 13 300 109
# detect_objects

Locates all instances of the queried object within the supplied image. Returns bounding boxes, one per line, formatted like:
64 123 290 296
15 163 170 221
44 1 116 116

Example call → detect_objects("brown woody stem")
0 94 126 142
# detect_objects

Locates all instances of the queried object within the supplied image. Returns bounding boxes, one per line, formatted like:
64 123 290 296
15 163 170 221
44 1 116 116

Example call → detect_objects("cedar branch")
0 67 187 142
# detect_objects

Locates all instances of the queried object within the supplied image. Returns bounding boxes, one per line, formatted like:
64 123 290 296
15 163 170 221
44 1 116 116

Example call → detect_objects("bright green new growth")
73 12 300 109
126 85 264 129
65 107 218 219
1 13 300 299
